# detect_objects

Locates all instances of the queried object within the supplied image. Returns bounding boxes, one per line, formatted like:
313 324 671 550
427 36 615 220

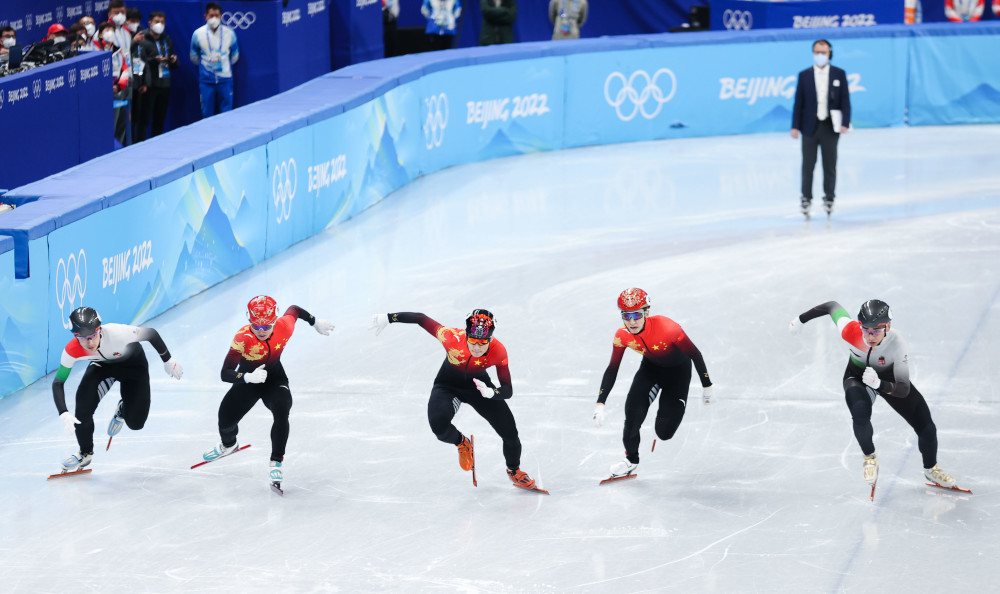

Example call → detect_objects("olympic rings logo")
604 69 676 122
723 9 753 30
102 58 111 77
55 250 87 328
222 11 256 30
272 159 297 224
423 93 449 149
32 79 42 99
69 68 77 88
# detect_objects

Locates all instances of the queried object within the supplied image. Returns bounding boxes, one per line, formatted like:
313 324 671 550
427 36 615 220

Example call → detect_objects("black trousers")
801 118 839 201
622 359 692 464
427 383 522 470
843 373 938 469
74 349 150 454
217 381 292 462
135 86 170 141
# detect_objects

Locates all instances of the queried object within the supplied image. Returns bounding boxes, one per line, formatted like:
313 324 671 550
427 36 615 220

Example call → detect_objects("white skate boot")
863 453 878 485
609 459 638 478
203 441 239 462
924 465 956 488
107 400 125 437
269 461 284 494
61 451 93 472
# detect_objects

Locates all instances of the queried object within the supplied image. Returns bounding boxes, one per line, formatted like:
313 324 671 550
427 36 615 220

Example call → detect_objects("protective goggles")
251 323 274 332
467 337 490 346
74 329 100 340
860 324 886 334
621 311 645 321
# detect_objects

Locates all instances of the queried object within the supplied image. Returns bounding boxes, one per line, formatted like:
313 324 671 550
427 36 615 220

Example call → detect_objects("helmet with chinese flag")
617 288 649 312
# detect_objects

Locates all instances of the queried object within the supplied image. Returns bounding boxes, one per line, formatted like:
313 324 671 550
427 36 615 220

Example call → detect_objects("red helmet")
617 288 649 312
247 295 278 326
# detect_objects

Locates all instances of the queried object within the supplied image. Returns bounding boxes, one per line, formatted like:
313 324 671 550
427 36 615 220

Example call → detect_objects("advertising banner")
711 0 904 32
907 33 1000 125
563 38 904 149
0 52 112 189
44 147 268 370
417 58 565 176
265 127 314 258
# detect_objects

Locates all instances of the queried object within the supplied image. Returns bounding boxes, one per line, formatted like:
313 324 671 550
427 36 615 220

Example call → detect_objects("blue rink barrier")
1 23 999 397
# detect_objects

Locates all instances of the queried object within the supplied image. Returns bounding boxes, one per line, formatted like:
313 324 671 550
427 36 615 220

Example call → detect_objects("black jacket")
137 30 178 88
792 65 851 136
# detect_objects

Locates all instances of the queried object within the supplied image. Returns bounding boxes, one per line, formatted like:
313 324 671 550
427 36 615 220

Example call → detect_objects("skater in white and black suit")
53 306 183 473
790 299 959 490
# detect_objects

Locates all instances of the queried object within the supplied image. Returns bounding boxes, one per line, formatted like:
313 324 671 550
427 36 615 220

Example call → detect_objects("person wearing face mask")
126 7 148 143
199 296 334 494
98 21 132 146
135 11 178 141
0 27 16 64
190 2 240 119
46 23 72 45
791 39 851 220
107 1 133 145
77 16 99 51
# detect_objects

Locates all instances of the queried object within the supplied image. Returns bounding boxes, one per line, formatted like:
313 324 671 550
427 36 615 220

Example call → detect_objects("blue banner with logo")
907 32 1000 125
417 58 565 175
44 147 267 370
711 0 904 32
563 37 905 148
0 52 112 190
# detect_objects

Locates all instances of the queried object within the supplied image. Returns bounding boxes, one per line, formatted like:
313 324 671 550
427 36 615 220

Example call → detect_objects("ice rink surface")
2 125 999 593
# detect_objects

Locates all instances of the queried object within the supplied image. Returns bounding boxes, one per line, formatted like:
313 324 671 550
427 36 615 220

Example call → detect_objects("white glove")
789 317 803 335
369 313 389 336
60 411 81 434
472 378 495 398
593 403 605 427
862 367 881 390
313 318 335 336
163 357 183 379
703 385 714 405
244 366 267 384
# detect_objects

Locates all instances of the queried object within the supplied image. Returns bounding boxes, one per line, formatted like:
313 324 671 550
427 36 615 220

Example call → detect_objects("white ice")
2 125 999 592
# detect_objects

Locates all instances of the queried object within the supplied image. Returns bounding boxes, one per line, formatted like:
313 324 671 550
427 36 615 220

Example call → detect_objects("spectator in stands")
1 27 16 62
479 0 517 46
135 11 178 141
107 1 132 55
78 15 99 50
46 24 71 43
69 24 89 51
548 0 588 40
421 0 462 51
190 2 240 119
383 0 400 58
107 1 133 144
98 21 133 147
127 7 148 144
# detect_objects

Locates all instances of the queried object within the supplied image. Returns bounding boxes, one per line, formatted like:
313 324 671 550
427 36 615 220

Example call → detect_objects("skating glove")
702 385 714 405
163 357 183 379
60 411 81 434
593 403 605 427
244 366 268 384
862 367 881 390
313 318 335 336
369 313 389 336
788 316 803 335
472 378 495 399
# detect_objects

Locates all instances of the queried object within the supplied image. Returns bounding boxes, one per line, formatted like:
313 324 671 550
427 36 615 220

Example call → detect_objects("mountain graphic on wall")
174 192 255 296
937 83 1000 122
369 121 412 198
738 105 792 134
0 317 31 395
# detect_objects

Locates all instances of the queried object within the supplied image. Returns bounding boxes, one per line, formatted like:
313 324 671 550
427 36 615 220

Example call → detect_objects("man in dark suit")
791 39 851 219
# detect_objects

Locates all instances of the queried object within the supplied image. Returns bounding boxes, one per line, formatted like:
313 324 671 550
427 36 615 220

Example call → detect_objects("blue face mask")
813 52 829 67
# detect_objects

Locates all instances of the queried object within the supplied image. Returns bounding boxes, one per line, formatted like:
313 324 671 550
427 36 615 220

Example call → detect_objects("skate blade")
925 482 972 494
48 468 93 480
513 483 549 494
600 474 637 485
270 482 284 495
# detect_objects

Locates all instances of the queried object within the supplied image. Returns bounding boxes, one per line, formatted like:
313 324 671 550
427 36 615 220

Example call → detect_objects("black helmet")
69 306 102 336
466 309 496 340
858 299 891 328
